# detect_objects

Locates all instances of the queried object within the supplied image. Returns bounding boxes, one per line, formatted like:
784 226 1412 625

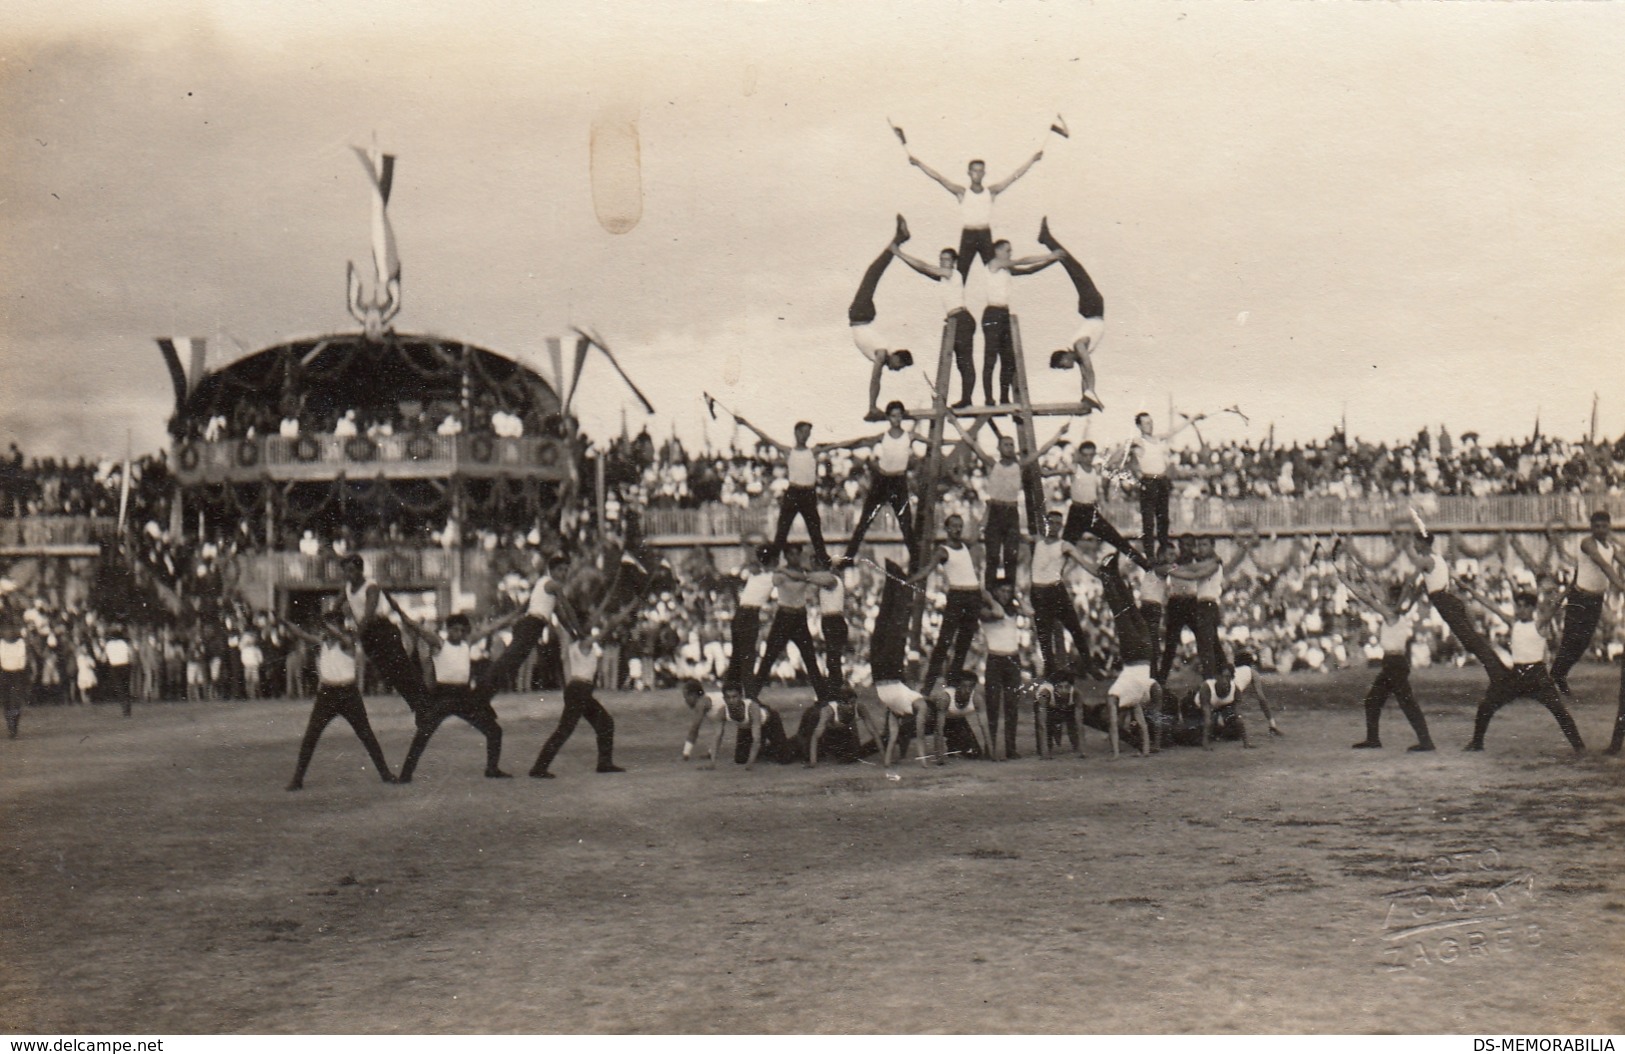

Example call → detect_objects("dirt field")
2 665 1623 1035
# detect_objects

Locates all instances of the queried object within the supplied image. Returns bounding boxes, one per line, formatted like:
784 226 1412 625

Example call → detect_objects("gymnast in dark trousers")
1033 217 1106 409
281 612 395 790
477 553 579 698
727 545 776 693
340 555 430 713
892 242 976 409
396 607 526 782
1462 586 1584 754
532 622 623 778
1340 575 1434 752
912 513 993 698
750 545 831 699
1412 530 1509 676
1551 511 1622 695
848 216 917 419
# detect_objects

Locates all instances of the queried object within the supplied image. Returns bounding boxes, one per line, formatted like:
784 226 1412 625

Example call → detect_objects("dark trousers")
2 670 26 737
984 653 1021 752
400 684 503 779
726 607 762 693
983 501 1020 587
753 609 828 698
1035 224 1106 318
1470 663 1584 751
480 614 548 697
1139 475 1172 559
1141 602 1164 674
956 227 995 278
533 681 615 774
1430 590 1507 677
924 589 983 693
104 664 133 716
1032 582 1089 679
1195 600 1224 678
735 704 796 765
980 306 1014 404
291 682 393 785
1361 653 1431 746
947 309 975 404
846 470 916 563
771 485 829 566
1551 588 1604 690
1157 596 1202 682
361 618 430 712
848 247 893 325
1064 502 1142 565
822 614 849 689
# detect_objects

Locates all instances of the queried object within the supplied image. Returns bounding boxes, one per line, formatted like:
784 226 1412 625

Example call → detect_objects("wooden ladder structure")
903 315 1092 658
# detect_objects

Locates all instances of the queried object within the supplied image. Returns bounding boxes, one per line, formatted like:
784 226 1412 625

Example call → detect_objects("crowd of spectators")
2 421 1620 710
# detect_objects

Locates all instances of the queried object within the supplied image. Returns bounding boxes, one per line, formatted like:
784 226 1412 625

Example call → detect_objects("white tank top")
787 448 817 487
1208 681 1237 707
104 639 131 666
943 544 978 589
566 641 600 683
0 639 27 672
1379 616 1411 654
1423 555 1450 594
705 692 739 724
1031 539 1065 586
434 641 472 685
1140 574 1168 605
960 187 992 228
1232 665 1254 693
1170 572 1198 598
1196 563 1223 602
739 571 774 609
317 642 356 686
346 580 388 622
1575 540 1616 593
987 461 1022 504
985 266 1011 308
1510 621 1546 664
1070 469 1100 504
526 577 558 619
1135 434 1170 476
819 577 845 616
878 431 911 475
984 615 1019 655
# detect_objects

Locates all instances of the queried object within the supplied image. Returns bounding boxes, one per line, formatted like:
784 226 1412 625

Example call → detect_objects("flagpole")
116 430 132 538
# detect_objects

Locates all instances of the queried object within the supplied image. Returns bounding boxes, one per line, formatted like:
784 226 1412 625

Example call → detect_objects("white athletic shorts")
1070 316 1105 356
851 323 891 364
876 680 922 717
1109 663 1154 709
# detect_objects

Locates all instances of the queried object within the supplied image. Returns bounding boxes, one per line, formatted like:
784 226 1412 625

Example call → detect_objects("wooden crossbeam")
894 400 1093 420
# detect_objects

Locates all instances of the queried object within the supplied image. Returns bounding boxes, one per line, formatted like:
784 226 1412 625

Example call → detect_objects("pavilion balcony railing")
0 516 118 547
172 433 573 485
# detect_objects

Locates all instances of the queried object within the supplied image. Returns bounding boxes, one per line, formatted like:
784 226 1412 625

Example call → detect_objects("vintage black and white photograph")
2 0 1623 1037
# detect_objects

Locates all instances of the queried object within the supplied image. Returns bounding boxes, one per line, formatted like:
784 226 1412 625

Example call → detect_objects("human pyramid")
687 120 1287 770
146 121 1623 788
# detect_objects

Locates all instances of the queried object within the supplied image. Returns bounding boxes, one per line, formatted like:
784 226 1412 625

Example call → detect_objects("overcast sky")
3 0 1624 460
